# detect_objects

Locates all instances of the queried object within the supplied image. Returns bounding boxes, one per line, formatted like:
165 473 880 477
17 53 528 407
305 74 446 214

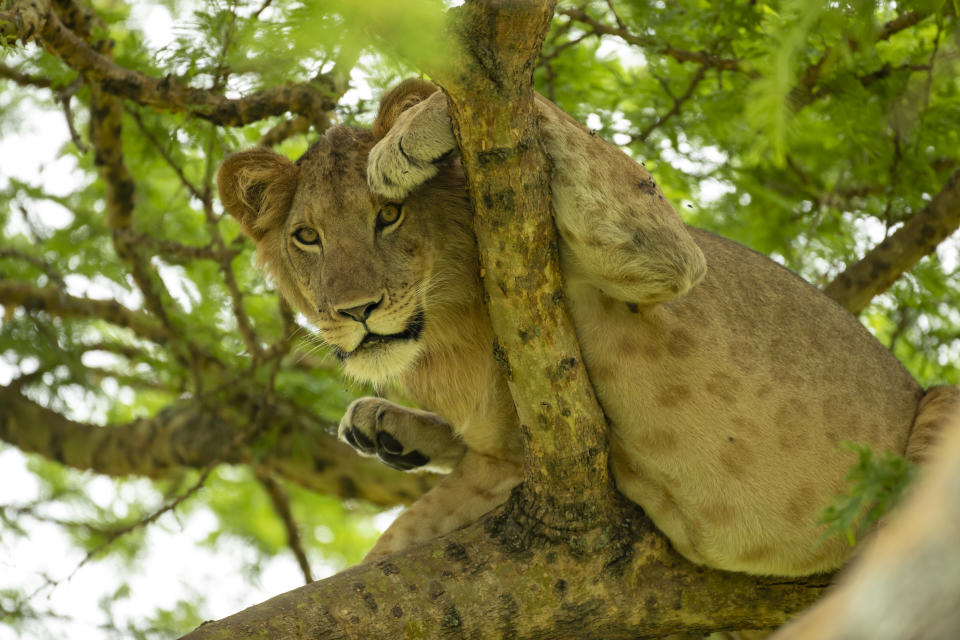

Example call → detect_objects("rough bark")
425 0 617 524
824 168 960 314
182 495 828 640
0 385 433 507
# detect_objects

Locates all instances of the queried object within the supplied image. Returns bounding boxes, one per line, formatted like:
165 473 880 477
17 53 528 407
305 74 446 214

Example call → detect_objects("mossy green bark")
181 499 827 640
434 0 617 527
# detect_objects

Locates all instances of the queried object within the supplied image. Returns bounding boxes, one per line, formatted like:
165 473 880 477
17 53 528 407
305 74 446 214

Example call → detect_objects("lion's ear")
217 148 298 241
373 78 439 140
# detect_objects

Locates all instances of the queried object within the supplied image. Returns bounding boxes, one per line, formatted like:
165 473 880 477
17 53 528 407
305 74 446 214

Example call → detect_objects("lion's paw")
338 397 466 473
367 99 456 200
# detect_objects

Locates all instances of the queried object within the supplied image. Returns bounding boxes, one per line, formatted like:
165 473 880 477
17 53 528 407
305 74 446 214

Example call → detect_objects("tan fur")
773 390 960 639
217 81 953 576
372 78 438 140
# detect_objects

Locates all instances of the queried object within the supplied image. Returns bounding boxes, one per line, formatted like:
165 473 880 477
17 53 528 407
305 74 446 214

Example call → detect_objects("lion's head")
217 82 477 382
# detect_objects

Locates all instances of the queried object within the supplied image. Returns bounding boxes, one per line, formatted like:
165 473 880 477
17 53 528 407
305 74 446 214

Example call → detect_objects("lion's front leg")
367 90 456 201
339 397 467 474
363 451 522 561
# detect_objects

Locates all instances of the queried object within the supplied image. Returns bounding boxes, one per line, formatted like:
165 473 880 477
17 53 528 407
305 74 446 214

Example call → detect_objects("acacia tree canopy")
0 0 958 638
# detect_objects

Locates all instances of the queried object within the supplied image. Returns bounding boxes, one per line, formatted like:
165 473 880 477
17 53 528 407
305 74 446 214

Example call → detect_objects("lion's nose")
335 296 383 323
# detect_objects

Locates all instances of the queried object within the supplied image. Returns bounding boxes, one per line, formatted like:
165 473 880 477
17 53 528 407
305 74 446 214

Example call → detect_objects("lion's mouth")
333 310 425 361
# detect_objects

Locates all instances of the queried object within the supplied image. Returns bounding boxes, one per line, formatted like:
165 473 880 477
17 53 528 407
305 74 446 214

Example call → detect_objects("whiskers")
289 324 334 366
417 272 468 308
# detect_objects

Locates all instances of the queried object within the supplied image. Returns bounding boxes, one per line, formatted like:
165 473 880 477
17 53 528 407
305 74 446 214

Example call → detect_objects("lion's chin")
332 308 426 383
341 340 424 383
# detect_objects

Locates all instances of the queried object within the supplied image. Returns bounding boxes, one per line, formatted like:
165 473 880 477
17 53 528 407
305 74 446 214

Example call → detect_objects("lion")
217 79 958 576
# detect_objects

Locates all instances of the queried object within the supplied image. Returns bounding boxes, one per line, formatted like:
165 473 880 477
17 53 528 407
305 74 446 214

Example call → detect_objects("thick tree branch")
878 10 927 41
0 385 434 507
0 281 170 343
180 497 829 640
824 168 960 314
3 0 342 126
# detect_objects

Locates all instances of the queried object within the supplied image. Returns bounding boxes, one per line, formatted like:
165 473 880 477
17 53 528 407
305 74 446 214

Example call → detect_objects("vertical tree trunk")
429 0 617 525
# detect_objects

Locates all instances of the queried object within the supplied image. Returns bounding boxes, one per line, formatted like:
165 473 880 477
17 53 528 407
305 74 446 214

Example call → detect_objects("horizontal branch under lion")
178 504 829 640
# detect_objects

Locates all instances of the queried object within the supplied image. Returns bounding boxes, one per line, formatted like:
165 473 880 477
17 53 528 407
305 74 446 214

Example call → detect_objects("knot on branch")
5 0 49 44
484 483 644 574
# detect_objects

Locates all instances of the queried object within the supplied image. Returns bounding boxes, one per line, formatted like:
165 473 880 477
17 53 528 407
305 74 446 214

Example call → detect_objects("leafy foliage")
0 0 958 637
820 442 919 545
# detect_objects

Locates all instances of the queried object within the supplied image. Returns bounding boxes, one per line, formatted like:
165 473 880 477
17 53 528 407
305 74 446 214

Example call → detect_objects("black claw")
377 431 404 455
347 428 375 454
343 428 359 448
403 450 429 467
378 449 430 471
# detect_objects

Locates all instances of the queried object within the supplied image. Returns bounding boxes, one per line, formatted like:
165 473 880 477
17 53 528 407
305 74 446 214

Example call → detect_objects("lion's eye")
376 203 404 230
292 227 320 246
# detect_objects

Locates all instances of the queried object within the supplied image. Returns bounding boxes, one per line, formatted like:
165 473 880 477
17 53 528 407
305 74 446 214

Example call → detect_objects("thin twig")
127 107 203 201
251 0 274 20
211 1 239 93
258 115 313 147
63 467 215 582
25 393 279 600
0 61 55 88
0 281 170 344
0 249 65 285
559 7 742 71
200 125 264 360
114 230 240 264
633 65 707 143
604 0 627 31
56 77 89 152
255 467 314 584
